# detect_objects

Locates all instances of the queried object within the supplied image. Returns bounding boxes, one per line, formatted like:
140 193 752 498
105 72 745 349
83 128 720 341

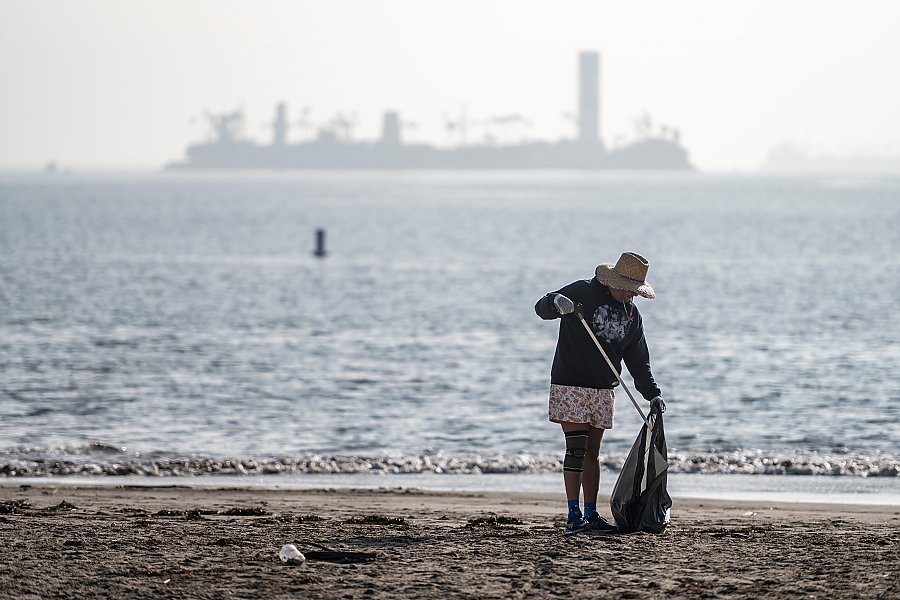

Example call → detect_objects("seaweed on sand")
466 515 522 528
0 500 32 514
346 515 408 527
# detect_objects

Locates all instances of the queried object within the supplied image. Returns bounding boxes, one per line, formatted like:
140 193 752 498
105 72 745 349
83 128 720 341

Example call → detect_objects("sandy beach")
0 483 897 599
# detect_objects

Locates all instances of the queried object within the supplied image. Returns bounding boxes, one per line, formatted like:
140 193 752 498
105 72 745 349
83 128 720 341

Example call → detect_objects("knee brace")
563 429 590 472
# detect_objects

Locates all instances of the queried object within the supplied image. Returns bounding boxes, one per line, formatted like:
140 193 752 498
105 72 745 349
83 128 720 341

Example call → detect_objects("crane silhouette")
203 110 245 143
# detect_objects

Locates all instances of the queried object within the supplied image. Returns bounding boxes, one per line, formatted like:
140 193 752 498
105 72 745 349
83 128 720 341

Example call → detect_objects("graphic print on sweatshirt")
592 304 632 342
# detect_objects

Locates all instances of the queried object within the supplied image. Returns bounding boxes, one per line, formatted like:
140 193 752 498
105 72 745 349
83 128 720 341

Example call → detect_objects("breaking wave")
1 444 899 478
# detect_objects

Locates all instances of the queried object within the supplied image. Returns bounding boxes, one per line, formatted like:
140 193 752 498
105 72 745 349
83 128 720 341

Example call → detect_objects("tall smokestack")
578 51 600 145
273 102 287 146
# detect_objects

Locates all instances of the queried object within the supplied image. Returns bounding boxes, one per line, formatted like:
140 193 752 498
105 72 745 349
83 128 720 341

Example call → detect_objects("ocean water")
1 172 899 492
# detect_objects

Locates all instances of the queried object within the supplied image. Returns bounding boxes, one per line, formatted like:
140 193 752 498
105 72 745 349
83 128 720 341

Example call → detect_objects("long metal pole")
576 313 648 426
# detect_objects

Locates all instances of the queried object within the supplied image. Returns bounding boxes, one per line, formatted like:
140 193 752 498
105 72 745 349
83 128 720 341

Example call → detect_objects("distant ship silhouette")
165 52 692 171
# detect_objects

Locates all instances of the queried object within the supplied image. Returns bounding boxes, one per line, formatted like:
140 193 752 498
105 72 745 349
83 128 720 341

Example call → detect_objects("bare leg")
559 421 589 502
582 426 605 504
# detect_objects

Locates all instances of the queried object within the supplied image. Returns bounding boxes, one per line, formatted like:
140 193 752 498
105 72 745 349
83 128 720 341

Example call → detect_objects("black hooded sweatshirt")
535 277 661 401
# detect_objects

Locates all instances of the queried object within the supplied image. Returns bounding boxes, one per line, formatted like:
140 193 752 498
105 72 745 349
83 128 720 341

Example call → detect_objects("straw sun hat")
595 252 656 299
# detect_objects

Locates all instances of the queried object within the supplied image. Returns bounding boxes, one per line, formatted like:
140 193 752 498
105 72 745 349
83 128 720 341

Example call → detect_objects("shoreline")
5 470 900 506
2 483 898 598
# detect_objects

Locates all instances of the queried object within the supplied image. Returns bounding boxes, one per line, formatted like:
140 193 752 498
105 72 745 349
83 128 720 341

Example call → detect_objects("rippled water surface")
1 172 899 478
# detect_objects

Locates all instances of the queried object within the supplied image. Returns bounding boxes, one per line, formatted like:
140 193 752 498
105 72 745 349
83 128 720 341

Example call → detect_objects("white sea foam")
1 446 897 478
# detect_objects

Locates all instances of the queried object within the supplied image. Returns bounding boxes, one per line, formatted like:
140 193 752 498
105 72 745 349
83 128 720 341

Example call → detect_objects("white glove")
553 294 575 315
651 396 666 413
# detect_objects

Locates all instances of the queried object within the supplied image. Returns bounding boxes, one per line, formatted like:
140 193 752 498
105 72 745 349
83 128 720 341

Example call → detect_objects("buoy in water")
314 228 327 258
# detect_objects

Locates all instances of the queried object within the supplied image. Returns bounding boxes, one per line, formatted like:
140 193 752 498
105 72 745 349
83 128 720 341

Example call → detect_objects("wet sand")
1 483 898 599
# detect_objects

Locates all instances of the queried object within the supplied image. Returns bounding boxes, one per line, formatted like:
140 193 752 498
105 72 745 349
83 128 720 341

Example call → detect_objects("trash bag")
610 398 672 533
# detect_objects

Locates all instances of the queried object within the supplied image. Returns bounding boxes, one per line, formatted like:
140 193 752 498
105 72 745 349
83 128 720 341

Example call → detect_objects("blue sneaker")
564 508 588 535
585 512 618 535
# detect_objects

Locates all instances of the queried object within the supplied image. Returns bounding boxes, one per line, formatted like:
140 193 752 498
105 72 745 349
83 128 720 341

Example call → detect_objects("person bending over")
535 252 665 535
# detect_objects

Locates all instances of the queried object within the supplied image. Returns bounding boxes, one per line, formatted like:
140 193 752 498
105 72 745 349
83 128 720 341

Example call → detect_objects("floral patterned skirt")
548 384 615 429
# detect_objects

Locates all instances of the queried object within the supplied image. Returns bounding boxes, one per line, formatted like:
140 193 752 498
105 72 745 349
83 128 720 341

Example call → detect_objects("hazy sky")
2 0 899 171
